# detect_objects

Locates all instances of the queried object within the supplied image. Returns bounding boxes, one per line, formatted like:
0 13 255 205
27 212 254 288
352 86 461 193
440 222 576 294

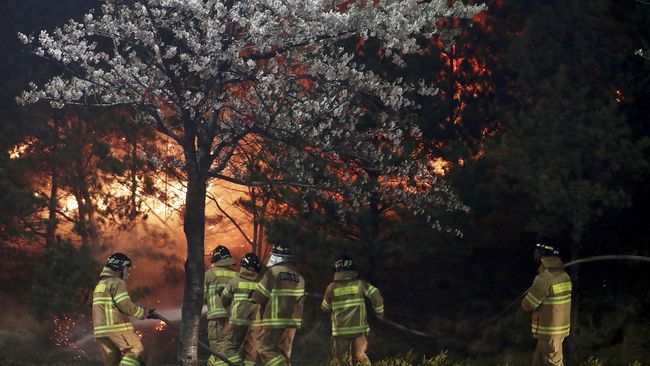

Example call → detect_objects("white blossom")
18 0 484 230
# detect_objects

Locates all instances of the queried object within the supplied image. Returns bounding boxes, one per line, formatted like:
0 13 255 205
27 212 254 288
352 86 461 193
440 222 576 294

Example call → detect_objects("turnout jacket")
222 267 261 327
204 258 237 320
320 270 384 337
521 256 572 338
92 267 146 338
252 262 305 329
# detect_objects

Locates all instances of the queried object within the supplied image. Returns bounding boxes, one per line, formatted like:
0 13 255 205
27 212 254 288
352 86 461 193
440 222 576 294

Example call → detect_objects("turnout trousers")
208 318 229 366
257 327 297 366
218 324 259 366
331 335 371 366
532 337 565 366
95 332 144 366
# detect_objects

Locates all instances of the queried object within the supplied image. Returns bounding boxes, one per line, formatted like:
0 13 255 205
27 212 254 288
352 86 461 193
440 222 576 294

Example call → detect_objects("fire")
430 157 451 176
155 320 167 331
8 137 37 159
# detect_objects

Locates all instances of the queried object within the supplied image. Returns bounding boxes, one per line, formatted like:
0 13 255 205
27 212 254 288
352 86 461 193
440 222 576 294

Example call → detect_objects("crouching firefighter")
321 255 384 366
219 252 264 366
205 245 238 366
521 243 572 366
93 252 156 366
252 244 305 366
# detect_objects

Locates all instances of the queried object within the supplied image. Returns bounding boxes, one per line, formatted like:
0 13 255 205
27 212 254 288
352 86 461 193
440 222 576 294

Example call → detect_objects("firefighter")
521 243 572 366
252 244 305 366
205 245 238 366
321 255 384 366
219 252 264 366
92 252 155 366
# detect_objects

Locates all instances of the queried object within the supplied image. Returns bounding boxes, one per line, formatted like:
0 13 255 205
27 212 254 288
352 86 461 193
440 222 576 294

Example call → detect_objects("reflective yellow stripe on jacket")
92 268 145 337
258 288 304 327
523 260 572 339
205 267 236 319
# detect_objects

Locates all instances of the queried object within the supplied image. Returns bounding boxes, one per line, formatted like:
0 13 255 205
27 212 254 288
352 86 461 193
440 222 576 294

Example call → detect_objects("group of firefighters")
91 242 572 366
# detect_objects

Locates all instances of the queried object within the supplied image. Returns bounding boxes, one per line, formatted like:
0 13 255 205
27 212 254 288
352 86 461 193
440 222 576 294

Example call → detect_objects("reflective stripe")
214 354 241 366
119 356 140 366
333 285 360 297
267 355 286 366
208 355 218 365
238 281 257 290
134 306 144 318
114 292 131 304
215 270 236 277
257 283 271 298
332 298 365 309
552 282 572 294
94 284 106 293
259 318 302 327
244 361 255 366
234 294 252 301
332 325 370 336
93 323 134 335
321 300 332 310
364 285 378 297
207 309 228 317
271 289 304 296
532 324 571 335
524 292 542 307
222 287 231 297
374 305 384 314
230 318 254 326
543 294 571 305
92 296 114 304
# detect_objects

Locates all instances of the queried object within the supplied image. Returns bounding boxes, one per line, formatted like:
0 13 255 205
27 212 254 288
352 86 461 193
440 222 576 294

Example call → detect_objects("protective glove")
146 308 158 319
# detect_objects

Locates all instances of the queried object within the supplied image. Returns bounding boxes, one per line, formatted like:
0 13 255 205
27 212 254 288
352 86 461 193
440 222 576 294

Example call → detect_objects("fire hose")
304 292 436 338
310 255 650 338
478 254 650 328
151 254 650 357
149 310 237 366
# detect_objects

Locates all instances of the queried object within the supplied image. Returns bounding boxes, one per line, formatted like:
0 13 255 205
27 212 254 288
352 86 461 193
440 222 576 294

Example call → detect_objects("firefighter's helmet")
106 252 132 272
334 255 356 272
240 252 262 273
270 243 292 256
267 243 293 266
211 245 233 263
533 243 560 262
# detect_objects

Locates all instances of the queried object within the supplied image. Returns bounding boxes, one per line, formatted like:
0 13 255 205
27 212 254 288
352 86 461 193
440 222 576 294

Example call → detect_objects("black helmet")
267 243 294 266
534 243 560 262
106 252 132 272
334 255 356 272
270 243 292 256
240 252 262 273
211 245 233 263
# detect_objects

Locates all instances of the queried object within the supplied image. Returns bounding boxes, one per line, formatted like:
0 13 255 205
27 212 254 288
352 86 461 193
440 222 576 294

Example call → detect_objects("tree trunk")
129 138 138 220
178 168 208 365
45 164 59 247
81 182 99 245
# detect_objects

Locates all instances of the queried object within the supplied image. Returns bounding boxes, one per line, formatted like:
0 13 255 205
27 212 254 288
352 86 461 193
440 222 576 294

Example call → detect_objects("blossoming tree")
18 0 483 363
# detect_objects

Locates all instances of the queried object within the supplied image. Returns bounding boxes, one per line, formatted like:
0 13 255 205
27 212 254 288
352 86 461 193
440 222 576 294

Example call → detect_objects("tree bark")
178 170 207 365
45 164 59 247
